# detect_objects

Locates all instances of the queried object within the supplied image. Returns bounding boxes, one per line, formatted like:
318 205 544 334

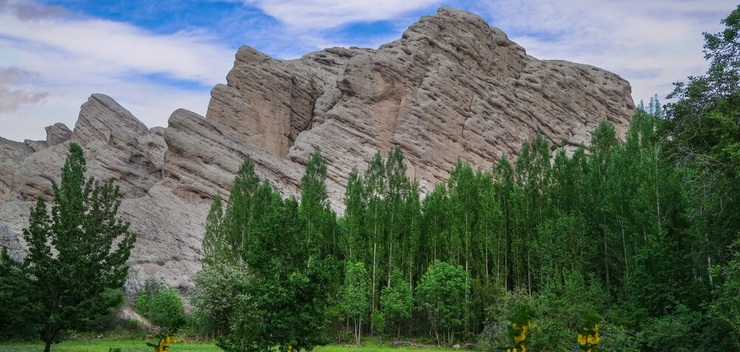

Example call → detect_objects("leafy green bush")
416 261 470 346
134 281 186 335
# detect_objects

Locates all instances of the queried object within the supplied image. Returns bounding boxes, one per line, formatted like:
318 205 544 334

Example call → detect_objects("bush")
135 281 186 335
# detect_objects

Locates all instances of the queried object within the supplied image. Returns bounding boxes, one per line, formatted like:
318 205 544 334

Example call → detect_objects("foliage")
710 239 740 348
0 248 34 339
527 270 607 351
196 153 336 352
340 261 370 345
503 305 534 352
415 261 470 346
191 263 252 338
7 143 135 352
135 281 186 336
379 268 414 340
576 311 602 352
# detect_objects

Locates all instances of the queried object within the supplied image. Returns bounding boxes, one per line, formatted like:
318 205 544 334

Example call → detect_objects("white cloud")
0 67 49 113
0 0 234 141
247 0 444 30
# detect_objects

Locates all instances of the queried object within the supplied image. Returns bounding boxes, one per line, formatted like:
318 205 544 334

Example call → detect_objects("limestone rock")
73 93 149 145
0 138 32 201
9 94 165 200
208 7 634 197
45 122 72 146
0 8 635 293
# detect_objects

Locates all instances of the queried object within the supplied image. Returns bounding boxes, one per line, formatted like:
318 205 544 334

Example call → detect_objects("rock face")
208 8 633 194
0 8 634 293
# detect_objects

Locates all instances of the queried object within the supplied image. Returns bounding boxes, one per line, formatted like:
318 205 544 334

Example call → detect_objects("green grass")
0 343 450 352
0 340 222 352
316 347 448 352
0 337 453 352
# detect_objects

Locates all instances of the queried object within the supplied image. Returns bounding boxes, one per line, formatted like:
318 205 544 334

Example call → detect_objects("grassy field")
0 340 221 352
0 330 459 352
0 340 454 352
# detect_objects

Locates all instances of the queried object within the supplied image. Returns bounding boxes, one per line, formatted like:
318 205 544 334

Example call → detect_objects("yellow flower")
520 345 527 352
514 332 526 343
578 333 587 345
588 333 600 345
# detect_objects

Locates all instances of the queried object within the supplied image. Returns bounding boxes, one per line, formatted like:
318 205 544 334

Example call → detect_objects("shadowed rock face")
0 8 634 293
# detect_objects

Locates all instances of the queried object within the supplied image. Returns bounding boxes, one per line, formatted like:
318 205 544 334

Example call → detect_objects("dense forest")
191 6 740 351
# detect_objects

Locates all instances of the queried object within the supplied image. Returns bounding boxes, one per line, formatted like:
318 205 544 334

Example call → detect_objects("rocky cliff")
0 8 634 292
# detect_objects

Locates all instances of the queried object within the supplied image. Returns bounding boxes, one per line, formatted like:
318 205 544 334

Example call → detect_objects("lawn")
0 340 221 352
0 341 455 352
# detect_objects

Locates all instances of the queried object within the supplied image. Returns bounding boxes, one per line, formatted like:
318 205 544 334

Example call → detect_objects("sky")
0 0 736 142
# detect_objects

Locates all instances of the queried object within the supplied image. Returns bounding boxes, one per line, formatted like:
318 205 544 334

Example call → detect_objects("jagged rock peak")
73 93 149 144
45 122 72 146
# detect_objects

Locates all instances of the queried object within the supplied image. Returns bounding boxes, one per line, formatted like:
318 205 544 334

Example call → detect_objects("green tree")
363 152 387 326
202 193 224 265
135 282 186 336
0 248 33 338
420 183 449 268
710 240 740 348
340 169 365 261
220 156 261 264
340 261 370 345
380 268 414 340
300 148 336 261
21 143 135 352
662 4 740 309
197 158 335 352
416 261 470 346
191 263 252 339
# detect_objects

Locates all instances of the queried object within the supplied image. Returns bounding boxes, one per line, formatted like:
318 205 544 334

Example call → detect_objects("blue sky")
0 0 736 142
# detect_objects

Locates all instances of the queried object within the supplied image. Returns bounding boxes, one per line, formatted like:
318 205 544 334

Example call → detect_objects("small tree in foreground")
380 268 413 340
416 261 470 346
21 143 135 352
136 281 186 336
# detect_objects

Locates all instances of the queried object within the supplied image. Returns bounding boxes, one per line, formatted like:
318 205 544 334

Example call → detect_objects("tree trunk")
43 327 58 352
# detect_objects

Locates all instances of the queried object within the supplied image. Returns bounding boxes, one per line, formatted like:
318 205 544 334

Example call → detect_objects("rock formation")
0 8 634 292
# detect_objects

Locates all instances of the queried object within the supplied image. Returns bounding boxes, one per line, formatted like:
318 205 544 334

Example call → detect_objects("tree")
0 248 33 338
300 148 336 261
710 240 740 348
416 261 470 346
21 143 135 352
135 282 186 336
380 268 414 340
191 262 252 339
340 168 365 261
197 156 335 352
340 261 370 345
663 4 740 300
